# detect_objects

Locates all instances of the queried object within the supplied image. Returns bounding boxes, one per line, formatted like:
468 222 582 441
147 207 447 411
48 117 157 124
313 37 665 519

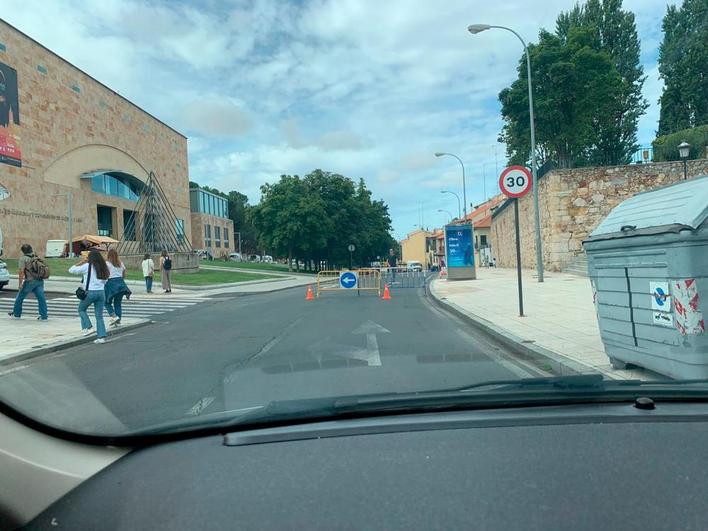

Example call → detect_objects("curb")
427 280 595 377
0 319 153 366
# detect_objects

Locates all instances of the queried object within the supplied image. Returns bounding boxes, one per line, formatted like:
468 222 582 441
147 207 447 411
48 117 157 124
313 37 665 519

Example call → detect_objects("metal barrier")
381 267 427 289
316 269 382 297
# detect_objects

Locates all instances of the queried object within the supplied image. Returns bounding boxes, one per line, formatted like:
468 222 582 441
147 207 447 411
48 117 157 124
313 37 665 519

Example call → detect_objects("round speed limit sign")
499 165 533 198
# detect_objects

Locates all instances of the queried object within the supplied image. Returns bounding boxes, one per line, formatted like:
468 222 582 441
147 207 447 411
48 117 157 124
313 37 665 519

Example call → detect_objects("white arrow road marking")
351 320 390 366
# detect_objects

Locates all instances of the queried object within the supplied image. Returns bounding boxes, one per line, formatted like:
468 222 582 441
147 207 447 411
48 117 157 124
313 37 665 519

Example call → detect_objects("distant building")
189 187 235 256
400 229 436 269
464 195 504 266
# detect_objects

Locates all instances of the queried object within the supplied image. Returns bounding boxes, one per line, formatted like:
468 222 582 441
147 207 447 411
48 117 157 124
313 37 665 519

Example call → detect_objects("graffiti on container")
673 279 705 336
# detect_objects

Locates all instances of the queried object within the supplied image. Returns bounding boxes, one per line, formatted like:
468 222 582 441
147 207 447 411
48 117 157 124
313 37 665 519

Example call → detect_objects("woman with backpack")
68 250 110 344
160 250 172 294
104 249 131 327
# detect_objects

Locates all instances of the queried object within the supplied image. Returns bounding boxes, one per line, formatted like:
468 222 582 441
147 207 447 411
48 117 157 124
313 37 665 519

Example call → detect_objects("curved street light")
468 23 544 282
435 152 467 218
437 209 454 223
440 190 462 219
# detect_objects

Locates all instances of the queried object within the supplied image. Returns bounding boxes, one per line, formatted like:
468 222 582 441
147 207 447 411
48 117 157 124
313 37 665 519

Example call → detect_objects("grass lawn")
202 260 316 274
2 258 278 286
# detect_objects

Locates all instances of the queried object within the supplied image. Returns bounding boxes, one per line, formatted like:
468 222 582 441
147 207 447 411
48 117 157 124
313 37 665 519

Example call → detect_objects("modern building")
189 187 235 256
0 20 191 258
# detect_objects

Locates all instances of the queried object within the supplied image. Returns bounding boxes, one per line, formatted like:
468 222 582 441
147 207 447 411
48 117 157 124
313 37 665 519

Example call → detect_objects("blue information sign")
445 224 474 268
339 271 358 289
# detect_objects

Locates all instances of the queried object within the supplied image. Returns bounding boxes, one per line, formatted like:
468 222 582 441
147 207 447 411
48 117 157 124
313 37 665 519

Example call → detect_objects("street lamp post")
437 209 454 223
468 23 544 282
678 141 690 180
435 153 467 219
440 190 461 219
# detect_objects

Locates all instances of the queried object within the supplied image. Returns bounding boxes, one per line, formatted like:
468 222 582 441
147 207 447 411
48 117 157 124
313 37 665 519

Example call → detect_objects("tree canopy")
657 0 708 135
249 170 396 270
500 0 646 168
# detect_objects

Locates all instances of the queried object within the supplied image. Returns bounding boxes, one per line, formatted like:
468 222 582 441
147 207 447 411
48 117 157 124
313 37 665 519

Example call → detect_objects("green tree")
556 0 647 163
500 27 625 168
501 0 646 167
657 0 708 135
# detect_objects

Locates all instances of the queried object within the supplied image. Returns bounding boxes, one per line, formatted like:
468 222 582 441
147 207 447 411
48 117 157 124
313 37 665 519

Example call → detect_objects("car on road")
0 258 9 290
406 260 423 272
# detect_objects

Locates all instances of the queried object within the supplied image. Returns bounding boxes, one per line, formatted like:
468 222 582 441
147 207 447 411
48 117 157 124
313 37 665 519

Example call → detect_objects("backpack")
26 255 50 280
163 257 172 270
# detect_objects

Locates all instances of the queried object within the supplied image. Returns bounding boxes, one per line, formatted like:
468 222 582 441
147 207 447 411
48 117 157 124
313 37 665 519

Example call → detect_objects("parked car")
407 260 423 272
229 252 243 262
0 259 9 290
248 255 261 263
262 255 273 263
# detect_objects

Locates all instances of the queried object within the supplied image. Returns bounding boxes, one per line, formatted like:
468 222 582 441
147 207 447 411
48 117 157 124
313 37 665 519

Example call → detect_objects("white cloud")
1 0 673 237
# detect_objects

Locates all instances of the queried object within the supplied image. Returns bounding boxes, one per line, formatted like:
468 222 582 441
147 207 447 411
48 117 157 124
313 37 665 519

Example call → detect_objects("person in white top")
68 250 110 344
141 253 155 293
104 249 131 327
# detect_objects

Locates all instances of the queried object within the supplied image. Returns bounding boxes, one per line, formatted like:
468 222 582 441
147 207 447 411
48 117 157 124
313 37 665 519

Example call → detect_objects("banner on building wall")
0 62 22 168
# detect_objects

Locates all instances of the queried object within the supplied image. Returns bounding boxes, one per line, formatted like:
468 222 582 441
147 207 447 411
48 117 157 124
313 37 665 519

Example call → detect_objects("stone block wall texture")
0 21 191 258
490 160 708 271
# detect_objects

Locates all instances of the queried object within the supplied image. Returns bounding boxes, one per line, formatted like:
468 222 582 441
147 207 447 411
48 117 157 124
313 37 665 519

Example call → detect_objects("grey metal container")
582 175 708 379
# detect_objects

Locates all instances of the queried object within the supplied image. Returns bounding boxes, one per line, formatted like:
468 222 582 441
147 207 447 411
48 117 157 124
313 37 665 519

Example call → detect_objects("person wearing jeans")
69 250 109 344
8 243 49 321
105 249 130 327
141 253 155 293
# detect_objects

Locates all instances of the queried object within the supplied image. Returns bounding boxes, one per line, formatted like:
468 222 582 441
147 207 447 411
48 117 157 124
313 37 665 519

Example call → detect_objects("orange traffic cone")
382 284 392 300
306 285 315 301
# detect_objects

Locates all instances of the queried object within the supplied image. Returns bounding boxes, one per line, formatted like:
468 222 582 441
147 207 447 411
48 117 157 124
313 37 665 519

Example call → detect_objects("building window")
176 219 185 244
91 173 140 201
204 224 211 247
480 235 488 247
224 228 230 249
215 226 221 248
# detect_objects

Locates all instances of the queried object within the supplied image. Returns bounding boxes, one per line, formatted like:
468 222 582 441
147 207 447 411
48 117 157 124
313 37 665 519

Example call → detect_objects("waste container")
582 175 708 379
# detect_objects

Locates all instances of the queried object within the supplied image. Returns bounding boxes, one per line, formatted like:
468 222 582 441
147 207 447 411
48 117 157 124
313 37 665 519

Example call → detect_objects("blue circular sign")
339 271 357 289
654 287 666 306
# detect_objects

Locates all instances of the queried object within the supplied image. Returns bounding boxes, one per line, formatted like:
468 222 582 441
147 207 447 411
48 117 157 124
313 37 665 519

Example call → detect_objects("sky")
2 0 675 239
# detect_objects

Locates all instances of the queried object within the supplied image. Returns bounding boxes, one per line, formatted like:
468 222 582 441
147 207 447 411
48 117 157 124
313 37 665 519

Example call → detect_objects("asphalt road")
0 282 543 436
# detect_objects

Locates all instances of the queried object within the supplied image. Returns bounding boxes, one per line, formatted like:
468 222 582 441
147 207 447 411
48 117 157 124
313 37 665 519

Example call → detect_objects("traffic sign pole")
514 199 524 317
499 166 532 318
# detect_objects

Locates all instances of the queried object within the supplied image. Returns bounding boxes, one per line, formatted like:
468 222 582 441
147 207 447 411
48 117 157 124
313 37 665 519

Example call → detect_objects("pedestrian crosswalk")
0 294 207 319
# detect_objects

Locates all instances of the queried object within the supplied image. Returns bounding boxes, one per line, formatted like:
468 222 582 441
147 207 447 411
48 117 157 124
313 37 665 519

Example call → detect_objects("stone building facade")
0 20 191 259
188 187 235 257
490 160 708 271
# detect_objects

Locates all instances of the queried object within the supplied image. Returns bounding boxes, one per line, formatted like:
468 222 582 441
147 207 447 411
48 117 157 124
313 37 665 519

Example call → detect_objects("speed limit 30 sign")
499 165 533 198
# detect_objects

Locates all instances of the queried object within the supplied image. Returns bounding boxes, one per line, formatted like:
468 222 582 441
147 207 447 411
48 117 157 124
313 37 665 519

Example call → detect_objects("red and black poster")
0 62 22 167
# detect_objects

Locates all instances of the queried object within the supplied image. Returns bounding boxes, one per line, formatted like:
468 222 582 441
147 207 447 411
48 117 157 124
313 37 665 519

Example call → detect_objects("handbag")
75 264 91 300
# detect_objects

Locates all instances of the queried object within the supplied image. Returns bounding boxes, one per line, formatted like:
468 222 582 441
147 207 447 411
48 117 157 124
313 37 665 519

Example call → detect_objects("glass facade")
189 188 228 218
204 224 211 247
176 219 185 244
215 226 221 248
91 173 140 201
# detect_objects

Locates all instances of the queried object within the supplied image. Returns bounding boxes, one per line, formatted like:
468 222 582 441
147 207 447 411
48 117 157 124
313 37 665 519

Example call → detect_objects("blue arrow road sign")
340 271 357 289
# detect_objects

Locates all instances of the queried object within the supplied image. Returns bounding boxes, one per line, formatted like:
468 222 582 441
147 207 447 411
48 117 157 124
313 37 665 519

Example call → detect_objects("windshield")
0 1 706 439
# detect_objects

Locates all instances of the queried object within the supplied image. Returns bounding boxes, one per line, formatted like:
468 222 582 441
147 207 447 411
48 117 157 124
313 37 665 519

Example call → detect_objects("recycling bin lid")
587 175 708 241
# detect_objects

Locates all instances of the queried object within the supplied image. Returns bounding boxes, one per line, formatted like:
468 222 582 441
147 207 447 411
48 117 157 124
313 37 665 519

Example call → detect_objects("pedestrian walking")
69 250 109 344
159 250 172 293
141 253 155 293
8 243 50 320
104 249 131 327
387 248 397 283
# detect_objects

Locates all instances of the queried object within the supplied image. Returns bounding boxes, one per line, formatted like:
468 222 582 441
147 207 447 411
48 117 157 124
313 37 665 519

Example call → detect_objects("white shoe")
82 328 94 336
93 338 106 344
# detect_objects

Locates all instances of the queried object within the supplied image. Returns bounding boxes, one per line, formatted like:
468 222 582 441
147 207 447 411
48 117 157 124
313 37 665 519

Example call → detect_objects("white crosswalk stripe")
0 295 207 319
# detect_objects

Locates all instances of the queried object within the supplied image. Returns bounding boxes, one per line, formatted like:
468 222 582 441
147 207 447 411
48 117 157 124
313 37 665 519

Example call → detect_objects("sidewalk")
0 316 150 365
430 268 657 380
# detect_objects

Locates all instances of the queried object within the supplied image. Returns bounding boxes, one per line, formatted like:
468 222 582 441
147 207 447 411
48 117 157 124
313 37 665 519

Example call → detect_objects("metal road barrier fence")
316 269 382 297
381 267 428 289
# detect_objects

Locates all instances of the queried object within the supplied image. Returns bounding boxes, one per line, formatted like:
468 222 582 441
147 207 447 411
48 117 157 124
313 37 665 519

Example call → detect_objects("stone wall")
0 21 191 258
490 159 708 271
